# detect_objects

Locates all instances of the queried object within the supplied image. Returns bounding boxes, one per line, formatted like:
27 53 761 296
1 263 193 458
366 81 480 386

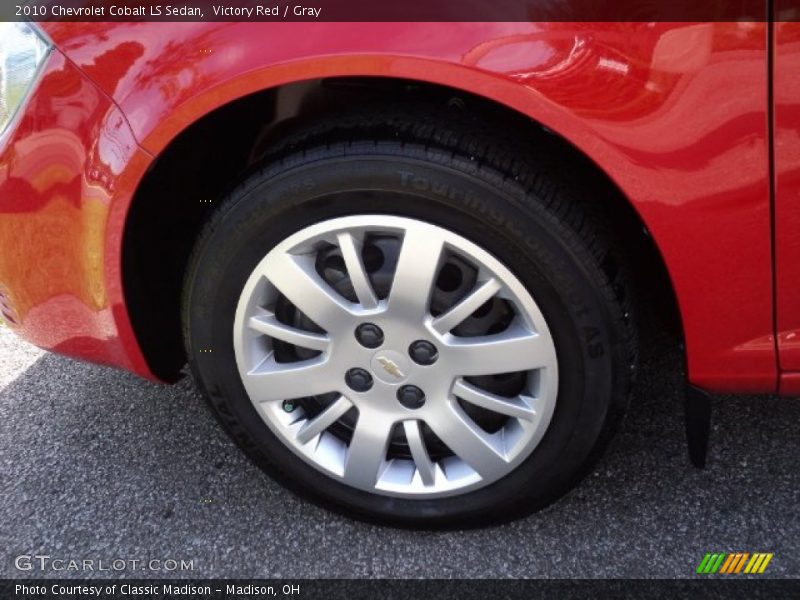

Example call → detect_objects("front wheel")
183 110 636 527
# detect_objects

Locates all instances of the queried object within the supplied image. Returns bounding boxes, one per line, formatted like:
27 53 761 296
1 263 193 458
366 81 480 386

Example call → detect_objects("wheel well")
122 76 681 381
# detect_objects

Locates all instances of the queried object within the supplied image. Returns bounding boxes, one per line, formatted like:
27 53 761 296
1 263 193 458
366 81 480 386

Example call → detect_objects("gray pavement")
0 324 798 579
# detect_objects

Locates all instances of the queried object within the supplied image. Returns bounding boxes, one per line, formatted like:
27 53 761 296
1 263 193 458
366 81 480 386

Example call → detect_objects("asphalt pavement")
1 323 798 579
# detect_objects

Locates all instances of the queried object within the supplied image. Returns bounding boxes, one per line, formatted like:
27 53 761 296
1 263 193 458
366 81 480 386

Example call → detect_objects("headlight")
0 22 51 135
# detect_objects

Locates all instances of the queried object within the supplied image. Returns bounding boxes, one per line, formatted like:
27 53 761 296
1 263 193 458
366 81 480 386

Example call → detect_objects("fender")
43 21 776 392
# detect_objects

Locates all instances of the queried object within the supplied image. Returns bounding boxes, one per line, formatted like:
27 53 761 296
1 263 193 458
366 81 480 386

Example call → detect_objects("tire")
183 105 637 528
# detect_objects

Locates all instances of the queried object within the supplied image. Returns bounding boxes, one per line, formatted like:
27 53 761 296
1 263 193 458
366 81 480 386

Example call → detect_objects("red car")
1 17 798 526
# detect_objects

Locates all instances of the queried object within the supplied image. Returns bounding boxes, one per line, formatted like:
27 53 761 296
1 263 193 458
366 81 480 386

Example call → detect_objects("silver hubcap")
233 216 558 498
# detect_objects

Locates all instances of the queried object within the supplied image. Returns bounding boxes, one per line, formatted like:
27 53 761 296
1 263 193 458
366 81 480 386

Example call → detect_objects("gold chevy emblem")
376 356 405 379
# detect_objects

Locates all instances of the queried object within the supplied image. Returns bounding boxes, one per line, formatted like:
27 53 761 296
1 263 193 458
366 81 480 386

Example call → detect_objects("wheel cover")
233 216 558 499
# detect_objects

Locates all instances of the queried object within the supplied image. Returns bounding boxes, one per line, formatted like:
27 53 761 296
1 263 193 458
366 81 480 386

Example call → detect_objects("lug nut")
282 400 296 413
355 323 384 349
345 368 373 392
409 340 438 365
397 385 426 409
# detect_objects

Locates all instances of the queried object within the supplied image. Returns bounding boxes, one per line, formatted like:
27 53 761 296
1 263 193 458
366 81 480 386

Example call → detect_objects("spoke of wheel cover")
343 410 395 488
452 379 536 421
448 329 550 377
403 420 436 486
337 232 379 310
248 312 330 351
431 277 502 335
244 356 335 403
296 395 354 445
263 252 353 331
387 227 445 320
428 405 508 478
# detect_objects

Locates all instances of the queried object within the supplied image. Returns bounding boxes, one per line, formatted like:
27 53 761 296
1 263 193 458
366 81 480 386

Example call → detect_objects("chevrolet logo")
376 357 405 379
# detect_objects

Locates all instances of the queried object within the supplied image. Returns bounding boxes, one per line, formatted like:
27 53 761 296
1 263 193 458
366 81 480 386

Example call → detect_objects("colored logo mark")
697 552 773 574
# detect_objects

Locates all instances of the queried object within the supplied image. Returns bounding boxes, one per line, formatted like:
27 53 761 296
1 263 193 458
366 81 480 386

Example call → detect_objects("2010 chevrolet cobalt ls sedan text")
1 19 798 526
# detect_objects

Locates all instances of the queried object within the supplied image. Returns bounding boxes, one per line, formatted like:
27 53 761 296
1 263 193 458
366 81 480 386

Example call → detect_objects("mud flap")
685 385 711 468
